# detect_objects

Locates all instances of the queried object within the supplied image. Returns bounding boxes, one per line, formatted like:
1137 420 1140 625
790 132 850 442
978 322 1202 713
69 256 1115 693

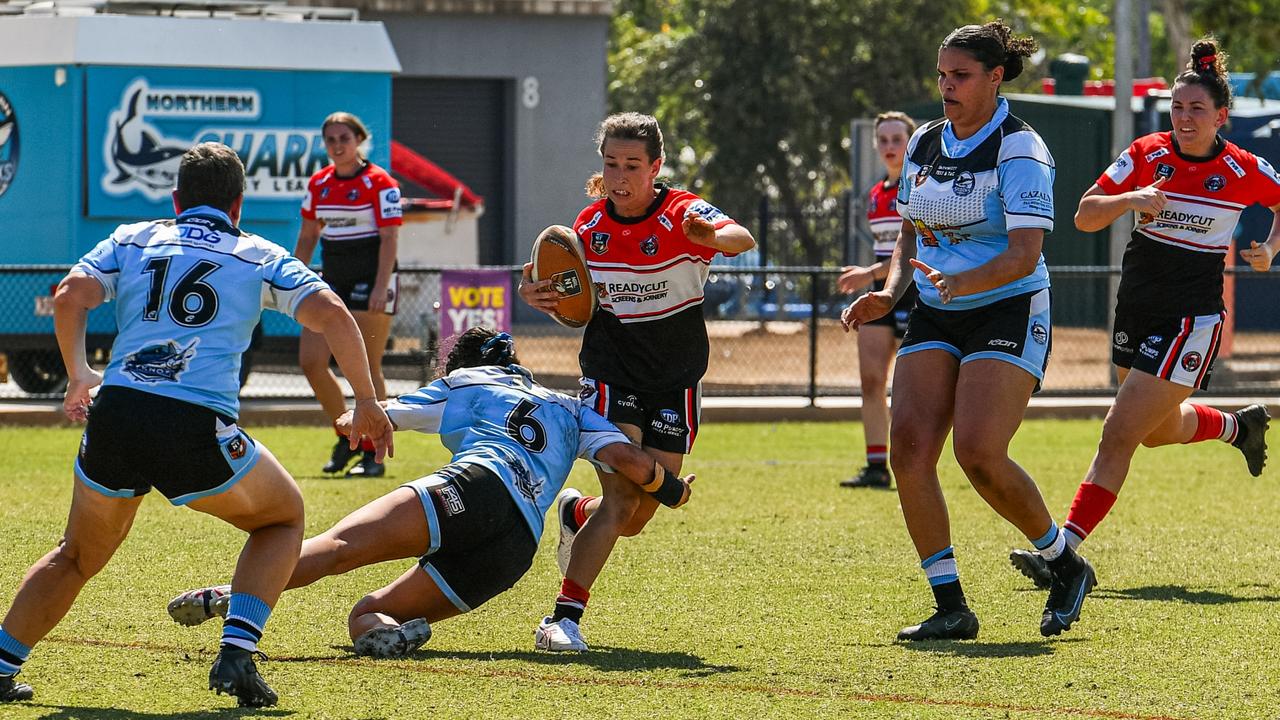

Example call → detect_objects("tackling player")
0 143 393 708
166 328 693 656
1010 38 1279 589
519 112 754 651
841 21 1094 641
295 112 403 478
837 111 919 489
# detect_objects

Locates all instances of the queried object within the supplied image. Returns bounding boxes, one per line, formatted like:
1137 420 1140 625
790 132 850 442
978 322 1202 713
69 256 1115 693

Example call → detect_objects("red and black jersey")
574 184 739 392
867 177 900 257
1096 132 1280 317
301 162 402 261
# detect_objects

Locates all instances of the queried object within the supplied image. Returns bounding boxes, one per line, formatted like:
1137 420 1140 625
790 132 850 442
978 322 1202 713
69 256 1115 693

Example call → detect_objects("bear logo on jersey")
640 234 659 256
591 232 610 255
1203 174 1226 192
1180 351 1203 372
122 339 199 383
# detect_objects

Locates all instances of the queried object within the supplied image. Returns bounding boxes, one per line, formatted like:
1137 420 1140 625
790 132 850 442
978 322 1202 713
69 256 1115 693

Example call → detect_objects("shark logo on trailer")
0 91 18 198
101 78 329 201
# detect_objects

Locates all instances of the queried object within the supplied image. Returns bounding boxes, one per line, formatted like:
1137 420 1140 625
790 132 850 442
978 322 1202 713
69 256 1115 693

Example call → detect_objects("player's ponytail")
941 19 1038 83
1174 37 1232 109
443 327 521 374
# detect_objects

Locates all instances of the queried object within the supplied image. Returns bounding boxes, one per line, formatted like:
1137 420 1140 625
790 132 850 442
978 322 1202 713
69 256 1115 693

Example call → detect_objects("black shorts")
402 463 537 613
863 276 918 338
76 386 259 505
1112 309 1225 390
320 239 398 314
898 288 1052 392
578 377 700 454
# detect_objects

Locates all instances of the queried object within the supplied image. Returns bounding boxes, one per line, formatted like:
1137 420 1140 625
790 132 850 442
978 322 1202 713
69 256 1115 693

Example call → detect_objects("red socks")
1063 482 1118 545
573 496 593 529
1186 404 1237 444
866 444 887 466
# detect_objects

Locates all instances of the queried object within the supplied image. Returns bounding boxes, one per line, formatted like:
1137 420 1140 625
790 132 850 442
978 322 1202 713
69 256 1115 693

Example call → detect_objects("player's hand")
62 367 102 423
670 473 695 509
840 290 894 331
837 265 874 294
909 258 955 304
682 212 717 246
518 261 561 313
1240 240 1276 272
367 282 389 314
1127 176 1168 216
344 398 396 462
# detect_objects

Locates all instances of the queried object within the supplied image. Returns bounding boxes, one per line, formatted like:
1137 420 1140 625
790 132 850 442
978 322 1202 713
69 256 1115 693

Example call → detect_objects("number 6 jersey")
73 206 327 418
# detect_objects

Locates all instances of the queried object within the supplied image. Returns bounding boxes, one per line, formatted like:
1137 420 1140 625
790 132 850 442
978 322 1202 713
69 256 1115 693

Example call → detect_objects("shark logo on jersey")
107 88 187 196
952 171 976 197
494 445 541 502
0 91 18 199
122 338 199 383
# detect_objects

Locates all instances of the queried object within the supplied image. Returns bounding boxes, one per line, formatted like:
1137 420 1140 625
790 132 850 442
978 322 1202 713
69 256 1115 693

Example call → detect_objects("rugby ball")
530 224 597 328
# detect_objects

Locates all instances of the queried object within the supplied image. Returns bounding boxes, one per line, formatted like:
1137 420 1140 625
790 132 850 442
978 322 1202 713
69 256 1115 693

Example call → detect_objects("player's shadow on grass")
30 704 293 720
900 639 1078 658
1094 584 1280 605
287 644 742 676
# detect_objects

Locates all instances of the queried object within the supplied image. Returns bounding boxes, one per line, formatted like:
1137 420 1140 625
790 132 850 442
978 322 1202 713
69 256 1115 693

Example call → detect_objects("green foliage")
1 421 1279 718
1186 0 1280 87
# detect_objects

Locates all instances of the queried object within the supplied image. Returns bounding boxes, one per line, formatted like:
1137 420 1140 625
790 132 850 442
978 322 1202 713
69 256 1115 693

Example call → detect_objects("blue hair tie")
480 332 515 364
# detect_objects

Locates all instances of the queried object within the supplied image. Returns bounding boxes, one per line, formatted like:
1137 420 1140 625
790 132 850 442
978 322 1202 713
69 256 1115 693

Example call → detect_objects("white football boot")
353 618 433 658
534 616 588 652
167 584 231 626
555 488 583 577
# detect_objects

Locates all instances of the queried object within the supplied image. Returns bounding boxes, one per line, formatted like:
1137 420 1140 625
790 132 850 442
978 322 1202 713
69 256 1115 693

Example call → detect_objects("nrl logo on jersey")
122 338 199 383
591 231 610 254
102 78 328 202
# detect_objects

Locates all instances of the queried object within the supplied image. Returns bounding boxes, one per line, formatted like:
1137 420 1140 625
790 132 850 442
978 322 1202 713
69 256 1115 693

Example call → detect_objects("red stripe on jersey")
1162 191 1246 211
612 294 704 321
1137 227 1229 252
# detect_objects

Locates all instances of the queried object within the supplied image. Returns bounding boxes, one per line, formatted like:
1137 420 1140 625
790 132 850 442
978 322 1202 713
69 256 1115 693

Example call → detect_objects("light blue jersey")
385 365 631 541
897 97 1055 310
73 206 326 418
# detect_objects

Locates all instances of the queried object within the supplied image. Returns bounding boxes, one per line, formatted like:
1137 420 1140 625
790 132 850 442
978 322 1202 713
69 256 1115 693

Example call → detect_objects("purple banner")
439 269 512 337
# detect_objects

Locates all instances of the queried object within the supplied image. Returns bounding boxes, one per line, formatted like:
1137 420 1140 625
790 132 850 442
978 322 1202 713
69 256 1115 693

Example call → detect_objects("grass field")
0 419 1276 719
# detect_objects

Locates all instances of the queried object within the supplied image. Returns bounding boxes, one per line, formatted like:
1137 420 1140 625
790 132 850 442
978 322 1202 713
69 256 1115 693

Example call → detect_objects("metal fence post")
809 269 819 406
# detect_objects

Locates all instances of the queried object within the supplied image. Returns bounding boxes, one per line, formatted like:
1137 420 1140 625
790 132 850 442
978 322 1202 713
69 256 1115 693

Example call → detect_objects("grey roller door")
392 77 513 264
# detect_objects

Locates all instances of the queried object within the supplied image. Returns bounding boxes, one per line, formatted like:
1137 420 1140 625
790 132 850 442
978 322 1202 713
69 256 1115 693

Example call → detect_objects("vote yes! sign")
439 269 512 336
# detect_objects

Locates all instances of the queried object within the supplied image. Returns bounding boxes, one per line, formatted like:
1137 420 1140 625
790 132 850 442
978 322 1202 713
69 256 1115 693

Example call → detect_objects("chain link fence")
2 265 1277 400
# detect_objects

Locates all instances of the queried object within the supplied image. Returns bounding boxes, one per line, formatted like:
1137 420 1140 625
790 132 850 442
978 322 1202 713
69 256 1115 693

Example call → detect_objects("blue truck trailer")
0 0 399 392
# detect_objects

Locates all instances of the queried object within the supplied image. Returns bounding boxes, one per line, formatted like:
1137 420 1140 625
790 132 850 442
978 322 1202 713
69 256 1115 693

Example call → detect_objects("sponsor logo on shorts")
952 171 975 197
434 485 466 516
1030 322 1048 345
660 408 680 425
1139 339 1160 359
1203 174 1226 192
591 231 610 254
651 411 684 437
640 234 659 256
227 435 247 460
616 394 639 411
1114 331 1129 346
1180 351 1203 372
988 339 1018 348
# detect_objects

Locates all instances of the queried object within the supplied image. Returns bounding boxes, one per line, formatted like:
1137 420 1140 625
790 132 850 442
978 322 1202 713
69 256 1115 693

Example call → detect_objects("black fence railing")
2 265 1277 401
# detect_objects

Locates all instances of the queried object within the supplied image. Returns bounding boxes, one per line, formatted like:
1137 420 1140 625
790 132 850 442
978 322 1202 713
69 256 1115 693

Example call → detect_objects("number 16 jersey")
73 206 327 419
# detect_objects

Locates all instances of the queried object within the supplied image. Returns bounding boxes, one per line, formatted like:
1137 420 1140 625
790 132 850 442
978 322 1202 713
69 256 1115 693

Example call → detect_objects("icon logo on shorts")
434 485 466 516
1030 322 1048 345
640 234 659 256
952 171 975 197
988 339 1018 348
122 338 198 383
591 231 610 254
1180 351 1203 372
1114 331 1129 346
227 435 247 460
1203 174 1226 192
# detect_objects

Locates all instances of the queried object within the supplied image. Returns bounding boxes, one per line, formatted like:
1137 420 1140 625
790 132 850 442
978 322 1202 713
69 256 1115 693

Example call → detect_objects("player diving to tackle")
167 327 693 656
